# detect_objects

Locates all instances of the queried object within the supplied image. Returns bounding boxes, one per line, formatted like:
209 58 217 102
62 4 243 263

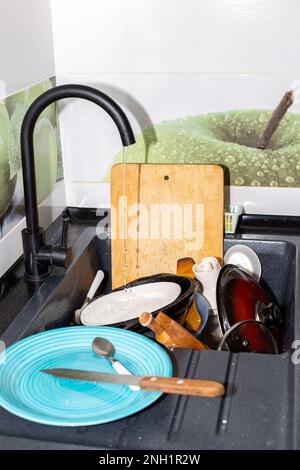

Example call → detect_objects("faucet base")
22 228 51 282
22 227 72 282
23 268 51 283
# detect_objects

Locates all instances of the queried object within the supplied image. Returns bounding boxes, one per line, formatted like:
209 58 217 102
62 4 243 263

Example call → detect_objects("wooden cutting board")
111 164 224 288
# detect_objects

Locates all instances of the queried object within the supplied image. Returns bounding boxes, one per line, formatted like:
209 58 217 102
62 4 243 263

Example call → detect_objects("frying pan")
216 265 281 353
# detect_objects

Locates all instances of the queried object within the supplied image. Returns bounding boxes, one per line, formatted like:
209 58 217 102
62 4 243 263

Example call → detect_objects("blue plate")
0 326 172 426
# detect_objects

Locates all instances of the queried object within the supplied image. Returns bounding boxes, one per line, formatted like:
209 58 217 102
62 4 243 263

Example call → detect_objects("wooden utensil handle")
139 312 177 349
140 376 225 397
139 312 164 335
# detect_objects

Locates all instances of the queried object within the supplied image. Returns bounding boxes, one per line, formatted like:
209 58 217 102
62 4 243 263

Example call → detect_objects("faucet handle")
37 244 72 269
36 211 73 270
61 211 71 249
50 245 72 268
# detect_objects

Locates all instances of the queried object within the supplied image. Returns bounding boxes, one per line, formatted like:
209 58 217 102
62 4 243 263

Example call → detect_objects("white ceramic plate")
224 244 262 281
81 282 182 326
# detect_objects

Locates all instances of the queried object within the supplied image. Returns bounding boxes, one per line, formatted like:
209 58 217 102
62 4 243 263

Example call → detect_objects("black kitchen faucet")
20 84 135 282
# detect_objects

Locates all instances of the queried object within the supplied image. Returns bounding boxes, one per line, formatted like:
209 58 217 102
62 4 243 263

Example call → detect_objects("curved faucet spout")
20 84 135 281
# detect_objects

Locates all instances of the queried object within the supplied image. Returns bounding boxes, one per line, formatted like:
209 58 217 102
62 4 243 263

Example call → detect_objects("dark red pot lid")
216 265 281 353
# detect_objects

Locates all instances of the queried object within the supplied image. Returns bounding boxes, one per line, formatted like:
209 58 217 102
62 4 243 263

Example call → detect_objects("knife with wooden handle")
42 369 224 398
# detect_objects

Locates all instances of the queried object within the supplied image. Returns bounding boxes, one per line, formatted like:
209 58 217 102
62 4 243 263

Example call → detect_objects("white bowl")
80 281 181 326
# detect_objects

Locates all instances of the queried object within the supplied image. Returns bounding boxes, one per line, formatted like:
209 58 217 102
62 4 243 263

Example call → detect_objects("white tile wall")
0 0 55 99
51 0 300 75
51 0 300 215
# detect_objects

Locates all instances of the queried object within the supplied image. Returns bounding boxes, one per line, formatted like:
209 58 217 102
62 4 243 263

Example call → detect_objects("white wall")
0 0 55 99
51 0 300 215
52 0 300 75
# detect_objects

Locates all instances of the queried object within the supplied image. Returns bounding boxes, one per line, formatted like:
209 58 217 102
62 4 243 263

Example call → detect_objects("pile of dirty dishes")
73 245 281 354
193 245 281 354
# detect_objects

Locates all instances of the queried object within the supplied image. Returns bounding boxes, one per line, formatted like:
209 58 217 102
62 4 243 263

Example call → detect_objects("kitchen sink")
2 230 296 354
0 211 299 449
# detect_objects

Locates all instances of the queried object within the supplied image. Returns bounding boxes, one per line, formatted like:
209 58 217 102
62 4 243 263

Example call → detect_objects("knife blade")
42 368 224 397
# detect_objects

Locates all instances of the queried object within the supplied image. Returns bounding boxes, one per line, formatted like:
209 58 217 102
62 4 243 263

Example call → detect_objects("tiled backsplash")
56 73 300 215
0 78 63 238
0 78 65 276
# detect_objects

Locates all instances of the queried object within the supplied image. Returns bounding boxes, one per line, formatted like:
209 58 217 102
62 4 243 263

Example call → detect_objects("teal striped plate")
0 326 172 426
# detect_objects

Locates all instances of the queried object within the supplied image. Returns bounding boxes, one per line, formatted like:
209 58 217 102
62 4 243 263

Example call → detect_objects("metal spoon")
92 337 140 391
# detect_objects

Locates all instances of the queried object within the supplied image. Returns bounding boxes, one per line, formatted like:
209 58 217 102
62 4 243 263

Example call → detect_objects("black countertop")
0 209 300 450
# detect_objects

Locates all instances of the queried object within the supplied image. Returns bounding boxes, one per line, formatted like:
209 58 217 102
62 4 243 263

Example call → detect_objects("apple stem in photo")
256 90 294 149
